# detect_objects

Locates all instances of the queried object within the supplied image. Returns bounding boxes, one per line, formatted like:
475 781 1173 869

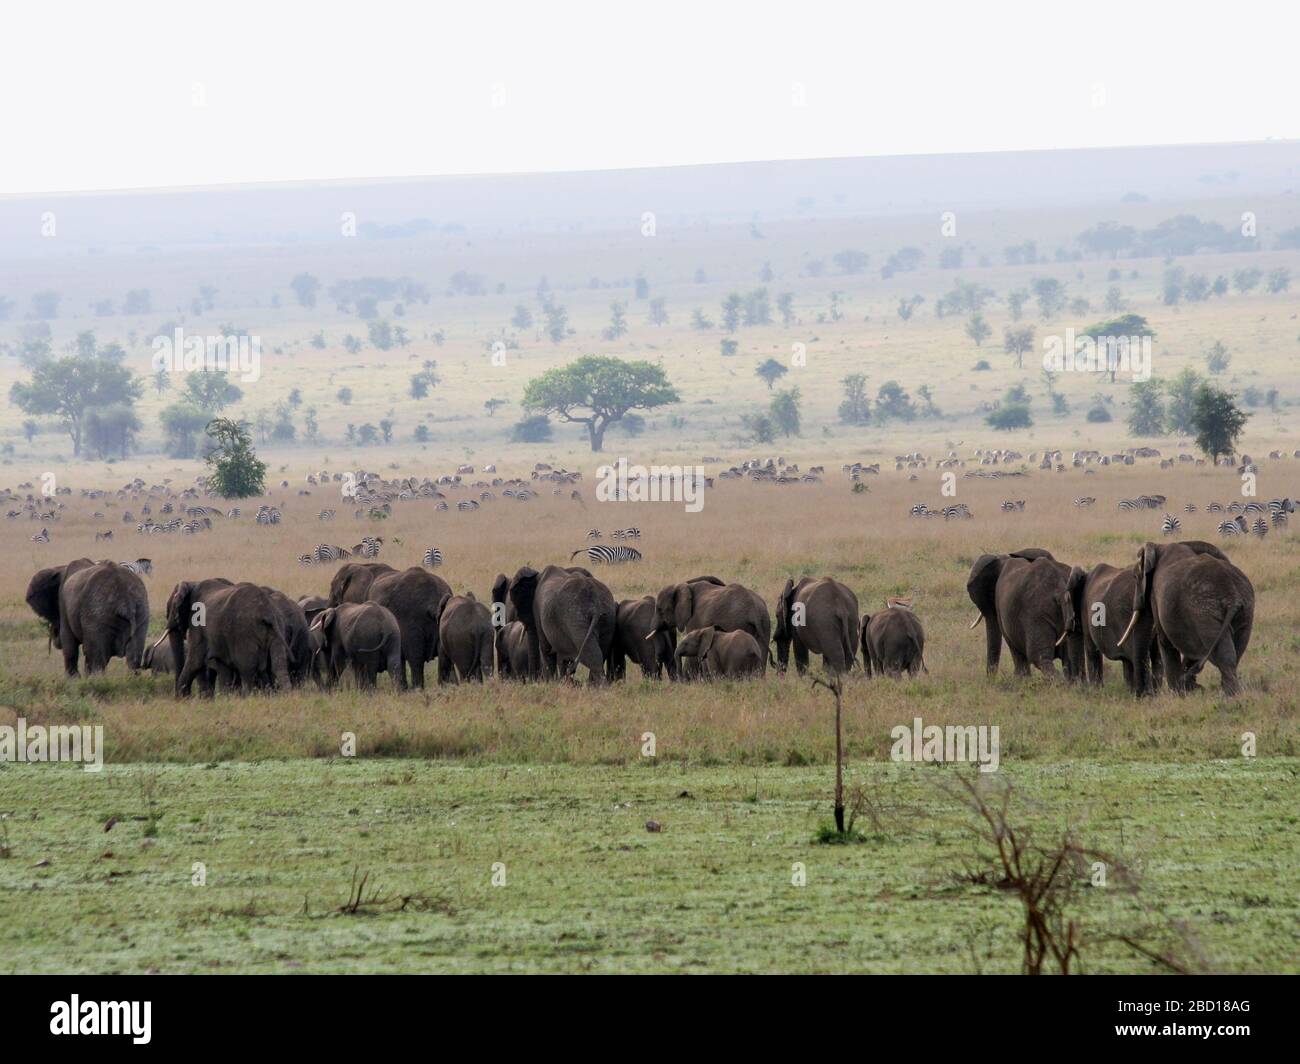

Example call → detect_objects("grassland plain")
1 759 1296 974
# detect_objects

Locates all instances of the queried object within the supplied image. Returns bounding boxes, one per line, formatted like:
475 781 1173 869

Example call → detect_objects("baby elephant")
438 594 494 683
675 626 765 679
310 602 405 690
861 608 927 677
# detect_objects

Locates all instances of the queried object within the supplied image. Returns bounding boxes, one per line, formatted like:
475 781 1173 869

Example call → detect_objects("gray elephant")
1118 541 1254 696
297 596 329 683
967 548 1085 679
142 637 174 675
437 594 495 683
507 565 615 682
860 608 926 677
328 561 397 606
26 559 150 675
490 574 529 679
263 587 311 688
652 576 771 670
1074 563 1163 696
773 576 859 674
675 626 764 679
309 602 405 689
175 583 292 697
609 595 676 680
156 577 234 695
366 566 454 687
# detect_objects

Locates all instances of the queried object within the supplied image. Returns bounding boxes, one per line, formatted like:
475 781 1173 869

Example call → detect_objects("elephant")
675 626 764 679
366 566 454 687
608 596 676 680
157 577 234 694
328 561 397 606
490 574 528 679
773 576 859 674
967 548 1085 679
263 587 312 687
26 559 150 675
1118 540 1254 696
309 602 405 689
1073 563 1163 696
142 637 174 675
860 608 926 677
174 583 292 697
652 576 771 670
437 594 495 683
507 565 616 682
298 595 328 625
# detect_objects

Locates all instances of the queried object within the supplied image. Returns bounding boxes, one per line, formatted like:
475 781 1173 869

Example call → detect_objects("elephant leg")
1121 658 1135 694
177 646 204 697
408 655 425 689
1155 629 1185 693
1207 633 1242 696
1008 645 1031 677
438 650 456 685
982 616 1003 675
1085 642 1103 686
62 637 81 677
793 641 810 676
391 646 408 690
1148 640 1163 694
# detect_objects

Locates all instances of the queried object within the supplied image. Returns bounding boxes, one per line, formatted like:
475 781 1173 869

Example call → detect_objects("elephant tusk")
644 631 658 641
969 612 984 629
149 630 170 652
1116 611 1139 647
1055 628 1070 647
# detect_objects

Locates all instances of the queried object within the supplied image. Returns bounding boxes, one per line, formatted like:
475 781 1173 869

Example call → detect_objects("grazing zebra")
355 537 383 559
1207 502 1224 513
570 545 643 565
586 529 603 540
298 554 314 566
941 504 972 520
458 500 479 512
118 559 153 576
1252 517 1269 538
227 507 242 518
312 544 349 563
1273 510 1288 528
1268 498 1295 516
1160 513 1181 535
1073 497 1096 508
1184 503 1197 513
1219 516 1248 536
1000 500 1026 512
318 509 336 521
422 547 444 568
31 528 50 543
95 530 114 541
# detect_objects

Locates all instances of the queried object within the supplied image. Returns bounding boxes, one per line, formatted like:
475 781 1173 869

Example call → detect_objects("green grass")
1 758 1296 973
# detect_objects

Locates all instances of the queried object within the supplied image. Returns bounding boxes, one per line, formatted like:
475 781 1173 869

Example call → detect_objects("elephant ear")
1065 566 1087 632
1179 540 1229 561
697 626 718 657
1010 547 1055 562
509 567 539 623
966 555 1004 617
1134 543 1158 613
672 583 694 631
316 607 338 634
166 581 193 632
491 573 509 606
432 591 453 620
25 566 65 630
774 579 795 638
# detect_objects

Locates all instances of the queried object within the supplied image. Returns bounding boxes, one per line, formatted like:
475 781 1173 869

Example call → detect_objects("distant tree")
875 380 916 421
769 387 801 437
291 273 321 308
484 398 507 417
287 388 302 408
832 249 869 275
915 384 942 419
1232 267 1262 294
184 371 242 412
838 373 871 425
511 413 553 443
204 417 266 498
965 314 992 347
897 295 924 321
160 402 211 458
337 386 353 405
511 304 534 330
152 367 171 397
367 320 394 350
1165 368 1202 434
1103 285 1126 312
1076 221 1136 259
1003 326 1035 369
721 293 743 332
84 404 141 459
10 356 142 456
21 419 38 443
342 334 363 355
357 423 379 446
521 355 678 452
690 307 714 330
755 358 788 390
743 288 772 326
271 403 296 442
123 289 152 315
303 407 319 442
986 403 1033 431
379 418 395 443
1031 278 1067 318
603 302 629 340
310 331 327 349
31 290 61 319
1267 267 1291 293
541 300 569 344
410 374 430 399
777 292 795 327
1162 266 1184 305
1191 384 1249 463
720 338 739 357
742 411 775 444
634 275 650 300
1205 340 1230 375
1127 380 1166 436
413 424 431 443
1006 289 1030 321
647 297 669 326
759 261 775 283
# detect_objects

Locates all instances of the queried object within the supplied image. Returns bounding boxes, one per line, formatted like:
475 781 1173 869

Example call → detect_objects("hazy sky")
6 0 1294 196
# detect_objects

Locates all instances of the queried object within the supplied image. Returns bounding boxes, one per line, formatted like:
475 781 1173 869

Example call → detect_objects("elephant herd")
23 540 1254 697
967 541 1255 696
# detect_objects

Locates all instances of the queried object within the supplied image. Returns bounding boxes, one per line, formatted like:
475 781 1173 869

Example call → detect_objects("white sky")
4 0 1295 196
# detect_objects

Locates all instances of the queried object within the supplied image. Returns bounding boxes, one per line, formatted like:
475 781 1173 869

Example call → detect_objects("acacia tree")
521 355 678 452
1192 384 1249 464
10 356 142 456
204 417 266 497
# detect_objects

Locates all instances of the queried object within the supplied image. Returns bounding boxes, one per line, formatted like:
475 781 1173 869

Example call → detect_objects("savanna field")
2 153 1300 972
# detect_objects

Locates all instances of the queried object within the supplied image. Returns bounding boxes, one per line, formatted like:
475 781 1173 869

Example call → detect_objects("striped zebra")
312 544 349 563
1118 499 1139 512
422 547 444 568
1207 502 1224 513
1218 516 1248 536
570 545 642 564
356 538 382 559
118 559 153 576
586 529 603 540
298 554 314 566
319 509 336 521
1000 500 1025 512
615 527 641 539
1252 517 1269 538
30 528 50 543
1073 497 1095 508
1244 501 1267 514
1268 498 1294 516
941 504 972 520
458 500 479 512
1160 513 1181 535
1183 503 1197 513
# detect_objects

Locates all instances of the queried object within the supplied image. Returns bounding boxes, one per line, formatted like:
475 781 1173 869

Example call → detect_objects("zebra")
312 544 349 563
458 500 479 512
941 504 972 520
298 554 314 566
1184 503 1197 513
319 509 336 521
1219 516 1248 536
1073 497 1096 508
1268 498 1294 516
586 529 603 540
616 527 641 539
422 547 444 568
95 530 114 541
30 528 50 543
570 545 642 565
119 559 153 576
1000 500 1026 512
356 537 383 559
1252 517 1269 538
1207 502 1224 513
1160 513 1181 535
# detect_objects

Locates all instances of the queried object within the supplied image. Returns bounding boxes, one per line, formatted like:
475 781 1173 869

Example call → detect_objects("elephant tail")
352 634 388 655
574 613 599 668
1184 602 1241 675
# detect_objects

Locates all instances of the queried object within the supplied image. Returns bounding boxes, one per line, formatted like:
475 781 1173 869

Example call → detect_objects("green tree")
511 414 553 443
367 320 395 350
1127 380 1166 436
1003 326 1035 369
1205 340 1230 375
742 411 775 444
755 358 788 390
875 380 916 421
769 386 801 437
511 304 534 330
290 273 321 308
965 313 991 347
542 300 568 343
84 404 141 459
837 373 871 425
521 355 679 452
337 386 353 405
160 403 211 458
603 302 628 340
183 370 243 412
1191 384 1249 463
204 417 267 498
721 293 743 333
1166 368 1202 435
10 356 143 456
